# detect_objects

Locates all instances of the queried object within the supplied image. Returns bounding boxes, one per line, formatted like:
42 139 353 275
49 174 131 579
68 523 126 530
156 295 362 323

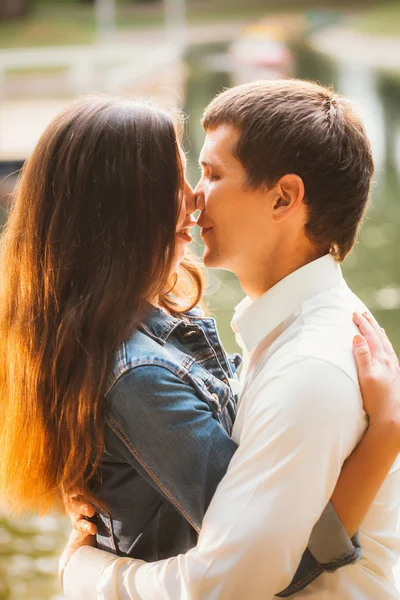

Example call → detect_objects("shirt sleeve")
64 357 366 600
277 504 362 597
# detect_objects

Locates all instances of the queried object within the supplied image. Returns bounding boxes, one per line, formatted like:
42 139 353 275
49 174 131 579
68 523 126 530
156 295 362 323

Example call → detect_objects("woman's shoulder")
107 332 176 393
106 306 198 395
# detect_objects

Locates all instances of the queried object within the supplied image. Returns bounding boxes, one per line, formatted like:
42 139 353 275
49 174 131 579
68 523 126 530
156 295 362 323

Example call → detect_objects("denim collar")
139 306 183 344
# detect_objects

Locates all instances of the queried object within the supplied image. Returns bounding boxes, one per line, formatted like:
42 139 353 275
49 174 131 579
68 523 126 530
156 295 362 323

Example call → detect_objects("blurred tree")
0 0 29 19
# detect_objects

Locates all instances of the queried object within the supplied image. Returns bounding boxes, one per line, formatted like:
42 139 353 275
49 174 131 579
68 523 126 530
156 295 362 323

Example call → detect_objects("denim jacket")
92 305 361 597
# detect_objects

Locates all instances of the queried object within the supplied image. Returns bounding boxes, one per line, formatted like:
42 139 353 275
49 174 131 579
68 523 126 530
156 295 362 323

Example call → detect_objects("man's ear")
272 174 305 223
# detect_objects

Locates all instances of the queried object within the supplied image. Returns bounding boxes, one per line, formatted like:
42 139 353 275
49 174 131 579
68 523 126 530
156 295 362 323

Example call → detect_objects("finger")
376 325 399 369
380 328 399 370
68 527 96 550
353 312 384 362
363 312 399 370
74 518 97 536
66 500 95 520
80 503 96 518
352 334 373 377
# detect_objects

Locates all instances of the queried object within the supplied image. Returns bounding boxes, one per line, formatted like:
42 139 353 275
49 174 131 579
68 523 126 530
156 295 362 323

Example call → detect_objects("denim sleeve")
105 364 238 533
276 502 362 597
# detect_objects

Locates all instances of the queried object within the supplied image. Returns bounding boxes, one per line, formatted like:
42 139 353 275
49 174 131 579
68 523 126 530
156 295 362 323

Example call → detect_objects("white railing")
0 41 181 98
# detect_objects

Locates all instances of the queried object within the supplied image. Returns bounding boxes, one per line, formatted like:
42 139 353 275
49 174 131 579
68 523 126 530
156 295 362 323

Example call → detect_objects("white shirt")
64 254 400 600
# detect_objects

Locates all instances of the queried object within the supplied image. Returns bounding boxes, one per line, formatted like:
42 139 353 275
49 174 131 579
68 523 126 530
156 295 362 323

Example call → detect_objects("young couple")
0 79 399 600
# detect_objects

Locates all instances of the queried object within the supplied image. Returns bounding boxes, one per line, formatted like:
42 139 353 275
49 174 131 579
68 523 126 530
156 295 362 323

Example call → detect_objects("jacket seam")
140 319 182 344
275 565 322 597
106 414 201 535
105 358 196 397
319 547 360 570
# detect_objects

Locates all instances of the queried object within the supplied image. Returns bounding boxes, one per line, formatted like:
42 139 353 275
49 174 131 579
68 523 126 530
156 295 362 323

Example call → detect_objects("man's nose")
193 180 205 212
193 178 203 197
184 180 196 214
195 192 205 212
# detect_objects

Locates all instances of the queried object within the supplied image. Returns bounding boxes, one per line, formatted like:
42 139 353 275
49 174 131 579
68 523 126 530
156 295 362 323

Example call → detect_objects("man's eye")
208 173 220 182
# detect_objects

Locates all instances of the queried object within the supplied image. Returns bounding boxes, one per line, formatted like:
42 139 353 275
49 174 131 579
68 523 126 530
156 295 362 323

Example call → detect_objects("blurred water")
0 515 69 599
1 40 400 600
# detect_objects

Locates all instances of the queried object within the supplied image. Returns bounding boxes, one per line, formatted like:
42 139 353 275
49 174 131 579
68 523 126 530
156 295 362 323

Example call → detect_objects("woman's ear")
272 174 305 222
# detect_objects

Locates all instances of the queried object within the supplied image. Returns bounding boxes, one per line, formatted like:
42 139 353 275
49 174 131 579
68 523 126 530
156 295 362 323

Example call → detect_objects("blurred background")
0 0 399 598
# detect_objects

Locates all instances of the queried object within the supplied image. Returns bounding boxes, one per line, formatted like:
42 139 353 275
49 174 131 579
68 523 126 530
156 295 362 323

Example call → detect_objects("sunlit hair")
0 96 204 513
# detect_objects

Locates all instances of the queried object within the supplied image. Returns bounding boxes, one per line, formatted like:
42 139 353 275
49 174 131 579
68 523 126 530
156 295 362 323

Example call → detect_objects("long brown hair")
0 96 204 513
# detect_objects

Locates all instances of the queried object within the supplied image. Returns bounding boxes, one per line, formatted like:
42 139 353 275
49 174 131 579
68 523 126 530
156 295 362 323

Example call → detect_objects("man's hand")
353 311 400 443
64 493 98 535
59 528 96 587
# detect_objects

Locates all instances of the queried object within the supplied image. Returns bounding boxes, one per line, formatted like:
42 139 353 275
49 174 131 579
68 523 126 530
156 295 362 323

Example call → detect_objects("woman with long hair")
0 97 398 596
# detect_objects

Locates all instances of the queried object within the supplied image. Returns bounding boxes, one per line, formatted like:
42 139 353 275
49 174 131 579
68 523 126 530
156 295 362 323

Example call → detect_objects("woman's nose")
184 180 196 215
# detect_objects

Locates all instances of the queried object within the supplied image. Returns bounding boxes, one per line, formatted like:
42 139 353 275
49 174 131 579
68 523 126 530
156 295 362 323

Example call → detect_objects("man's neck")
239 246 327 300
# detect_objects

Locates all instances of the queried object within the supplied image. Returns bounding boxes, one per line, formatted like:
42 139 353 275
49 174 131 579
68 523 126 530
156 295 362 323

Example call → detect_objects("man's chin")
203 247 223 269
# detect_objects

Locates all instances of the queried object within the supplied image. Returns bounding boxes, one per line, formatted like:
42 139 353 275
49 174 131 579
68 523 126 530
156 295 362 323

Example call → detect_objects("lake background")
0 2 399 598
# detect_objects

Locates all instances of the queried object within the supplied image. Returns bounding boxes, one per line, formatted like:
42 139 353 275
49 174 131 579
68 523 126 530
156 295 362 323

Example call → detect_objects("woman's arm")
330 311 400 538
278 311 400 596
61 315 400 600
98 364 238 532
61 313 400 592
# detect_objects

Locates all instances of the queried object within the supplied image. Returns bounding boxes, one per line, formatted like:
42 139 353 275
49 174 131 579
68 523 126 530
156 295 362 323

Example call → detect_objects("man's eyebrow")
198 157 225 169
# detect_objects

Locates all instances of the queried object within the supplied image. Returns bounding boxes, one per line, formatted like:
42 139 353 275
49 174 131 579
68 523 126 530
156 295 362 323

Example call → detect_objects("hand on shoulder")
353 311 400 446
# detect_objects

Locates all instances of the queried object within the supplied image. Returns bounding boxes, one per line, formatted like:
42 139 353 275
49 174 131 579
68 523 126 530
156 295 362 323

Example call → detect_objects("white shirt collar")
232 254 342 353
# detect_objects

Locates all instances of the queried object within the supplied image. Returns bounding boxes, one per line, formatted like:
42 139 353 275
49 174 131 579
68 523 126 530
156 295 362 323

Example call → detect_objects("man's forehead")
199 125 239 166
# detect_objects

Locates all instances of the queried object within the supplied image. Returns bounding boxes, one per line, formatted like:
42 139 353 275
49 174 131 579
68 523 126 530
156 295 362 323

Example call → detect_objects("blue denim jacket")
92 305 360 596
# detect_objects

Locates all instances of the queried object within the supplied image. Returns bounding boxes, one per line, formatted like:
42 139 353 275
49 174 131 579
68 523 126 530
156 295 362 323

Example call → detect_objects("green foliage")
351 2 400 36
0 0 394 51
0 5 96 47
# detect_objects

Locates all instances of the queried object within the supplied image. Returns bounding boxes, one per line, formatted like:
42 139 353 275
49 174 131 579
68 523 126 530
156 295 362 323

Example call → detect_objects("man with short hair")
63 80 400 598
